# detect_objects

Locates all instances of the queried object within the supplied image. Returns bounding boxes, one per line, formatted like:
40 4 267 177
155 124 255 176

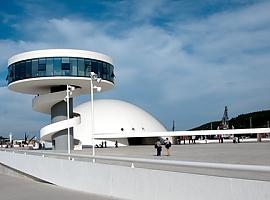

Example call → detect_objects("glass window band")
7 57 115 84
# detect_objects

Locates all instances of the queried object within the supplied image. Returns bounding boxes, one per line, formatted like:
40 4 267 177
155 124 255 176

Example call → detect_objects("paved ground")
71 141 270 181
77 141 270 165
1 140 270 199
0 173 120 200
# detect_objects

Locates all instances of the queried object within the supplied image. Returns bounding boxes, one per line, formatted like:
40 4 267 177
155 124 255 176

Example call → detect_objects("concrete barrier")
0 151 270 200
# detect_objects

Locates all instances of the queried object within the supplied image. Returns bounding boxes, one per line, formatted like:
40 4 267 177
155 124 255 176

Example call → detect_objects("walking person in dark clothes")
154 139 162 156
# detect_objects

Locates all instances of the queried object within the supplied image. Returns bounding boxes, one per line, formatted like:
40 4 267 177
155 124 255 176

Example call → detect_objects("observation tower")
7 49 115 150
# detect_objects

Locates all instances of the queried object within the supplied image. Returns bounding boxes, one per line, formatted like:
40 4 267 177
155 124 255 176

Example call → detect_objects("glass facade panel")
38 59 46 71
53 58 61 75
26 60 32 78
14 63 19 80
78 58 84 76
110 64 115 82
15 62 26 80
38 58 46 77
32 59 38 77
8 66 12 82
84 59 91 77
61 57 70 75
11 65 15 81
7 57 114 84
70 58 77 76
98 61 102 78
102 63 108 80
46 58 53 76
91 60 98 75
62 57 69 63
20 62 26 79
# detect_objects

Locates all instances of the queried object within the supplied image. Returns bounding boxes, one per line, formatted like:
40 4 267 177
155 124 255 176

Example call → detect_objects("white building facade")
7 49 114 150
7 49 166 150
74 99 167 148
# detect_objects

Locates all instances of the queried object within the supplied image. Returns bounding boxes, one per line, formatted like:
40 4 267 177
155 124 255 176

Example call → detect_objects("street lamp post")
66 84 75 154
9 132 12 144
90 72 101 160
90 77 95 158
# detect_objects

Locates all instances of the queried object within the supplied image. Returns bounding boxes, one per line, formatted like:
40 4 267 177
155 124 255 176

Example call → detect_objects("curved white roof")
73 99 166 145
8 49 113 65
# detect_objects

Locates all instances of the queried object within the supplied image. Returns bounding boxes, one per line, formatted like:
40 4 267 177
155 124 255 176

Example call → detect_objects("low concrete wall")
0 151 270 200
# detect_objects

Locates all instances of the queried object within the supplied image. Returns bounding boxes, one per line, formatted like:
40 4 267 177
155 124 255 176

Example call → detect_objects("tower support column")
51 99 74 150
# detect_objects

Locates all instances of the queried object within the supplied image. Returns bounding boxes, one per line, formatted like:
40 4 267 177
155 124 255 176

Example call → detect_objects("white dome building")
7 49 115 150
7 49 168 150
73 99 167 147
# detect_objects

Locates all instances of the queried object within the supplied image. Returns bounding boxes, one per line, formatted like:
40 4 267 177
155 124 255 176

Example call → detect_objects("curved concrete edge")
94 128 270 139
0 151 270 200
9 77 114 95
8 49 113 65
41 116 81 141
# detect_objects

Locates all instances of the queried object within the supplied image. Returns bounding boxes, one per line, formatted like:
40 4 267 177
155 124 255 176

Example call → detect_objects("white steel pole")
90 77 95 158
67 85 71 154
9 132 12 144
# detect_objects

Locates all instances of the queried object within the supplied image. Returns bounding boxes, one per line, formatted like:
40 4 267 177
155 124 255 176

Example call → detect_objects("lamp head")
67 85 75 91
91 72 97 77
96 78 102 84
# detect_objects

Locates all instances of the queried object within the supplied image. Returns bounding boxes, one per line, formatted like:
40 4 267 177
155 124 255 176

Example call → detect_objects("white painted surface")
40 116 81 141
9 76 113 95
94 128 270 139
32 87 84 114
8 49 113 65
33 86 85 143
0 151 270 200
73 99 167 146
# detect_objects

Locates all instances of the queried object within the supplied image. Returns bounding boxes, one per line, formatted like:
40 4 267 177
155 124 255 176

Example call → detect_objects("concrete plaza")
78 141 270 165
0 173 121 200
74 141 270 181
1 141 270 199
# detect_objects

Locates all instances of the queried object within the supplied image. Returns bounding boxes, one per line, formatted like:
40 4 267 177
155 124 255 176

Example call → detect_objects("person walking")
192 135 196 144
164 138 172 156
154 139 162 156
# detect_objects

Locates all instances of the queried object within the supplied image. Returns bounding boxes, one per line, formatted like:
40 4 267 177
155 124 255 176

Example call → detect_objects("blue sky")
1 0 270 138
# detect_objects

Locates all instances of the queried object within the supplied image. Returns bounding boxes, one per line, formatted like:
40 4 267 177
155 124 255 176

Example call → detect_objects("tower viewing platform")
7 49 115 150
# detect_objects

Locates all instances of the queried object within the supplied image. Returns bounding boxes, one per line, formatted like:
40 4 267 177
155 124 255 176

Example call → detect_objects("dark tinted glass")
78 58 84 76
61 58 70 71
53 58 61 75
84 59 91 77
32 59 38 77
26 60 32 78
38 59 46 71
7 57 114 84
46 58 53 76
70 58 77 76
92 60 98 74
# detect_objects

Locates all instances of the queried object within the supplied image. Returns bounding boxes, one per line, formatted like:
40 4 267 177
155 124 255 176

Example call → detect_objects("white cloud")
1 0 270 132
0 87 48 137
